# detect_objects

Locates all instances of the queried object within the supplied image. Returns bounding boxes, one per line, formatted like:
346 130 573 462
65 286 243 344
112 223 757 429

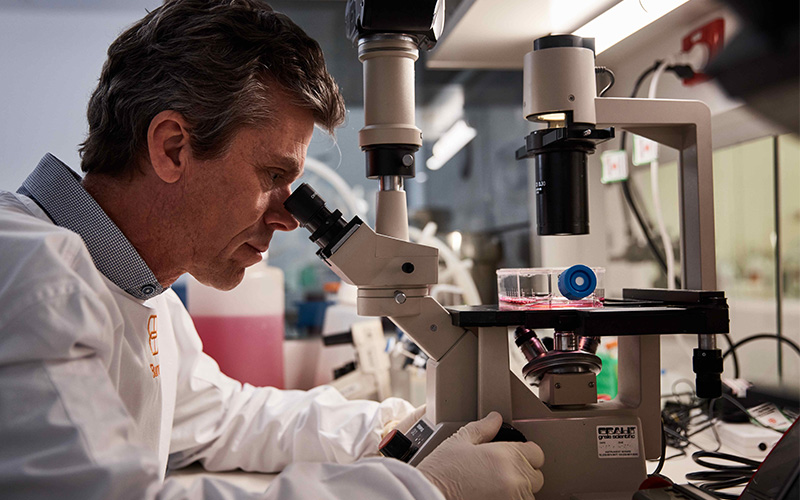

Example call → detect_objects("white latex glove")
381 404 427 439
418 412 545 500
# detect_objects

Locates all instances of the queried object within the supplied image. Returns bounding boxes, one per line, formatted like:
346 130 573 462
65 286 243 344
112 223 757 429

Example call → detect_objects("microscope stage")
446 289 728 336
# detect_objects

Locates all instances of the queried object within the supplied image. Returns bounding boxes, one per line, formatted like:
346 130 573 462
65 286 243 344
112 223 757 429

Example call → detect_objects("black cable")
662 393 708 451
722 333 800 364
650 418 668 475
657 386 775 500
595 66 616 96
661 389 731 460
686 450 760 499
717 393 790 433
719 332 741 379
621 180 671 275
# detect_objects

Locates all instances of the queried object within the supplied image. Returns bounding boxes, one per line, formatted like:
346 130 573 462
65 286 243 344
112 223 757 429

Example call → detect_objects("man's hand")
417 412 545 500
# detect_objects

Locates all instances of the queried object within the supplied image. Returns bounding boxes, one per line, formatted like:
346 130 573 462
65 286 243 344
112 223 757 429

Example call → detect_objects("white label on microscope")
596 425 640 458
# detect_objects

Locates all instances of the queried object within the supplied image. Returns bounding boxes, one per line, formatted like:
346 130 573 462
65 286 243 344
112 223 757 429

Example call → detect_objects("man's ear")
147 110 191 184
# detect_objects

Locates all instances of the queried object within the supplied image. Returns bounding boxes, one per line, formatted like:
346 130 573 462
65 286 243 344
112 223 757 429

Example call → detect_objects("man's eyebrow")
258 155 302 173
279 156 303 172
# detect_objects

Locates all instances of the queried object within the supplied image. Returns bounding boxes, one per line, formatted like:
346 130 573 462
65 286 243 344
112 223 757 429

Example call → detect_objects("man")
0 1 545 499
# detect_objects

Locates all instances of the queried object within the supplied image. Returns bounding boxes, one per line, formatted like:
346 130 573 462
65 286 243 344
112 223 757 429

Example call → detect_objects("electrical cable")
618 60 683 288
662 392 711 452
722 333 800 364
616 60 699 288
650 418 669 476
686 450 760 499
647 58 677 290
661 388 731 458
717 392 792 433
621 181 671 274
719 331 741 380
658 387 777 499
595 66 615 97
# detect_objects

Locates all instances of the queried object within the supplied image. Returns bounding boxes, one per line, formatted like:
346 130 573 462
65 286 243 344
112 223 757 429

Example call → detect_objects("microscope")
284 1 729 498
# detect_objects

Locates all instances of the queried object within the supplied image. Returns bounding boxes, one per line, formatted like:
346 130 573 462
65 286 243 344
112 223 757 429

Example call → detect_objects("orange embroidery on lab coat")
148 315 159 355
148 315 160 378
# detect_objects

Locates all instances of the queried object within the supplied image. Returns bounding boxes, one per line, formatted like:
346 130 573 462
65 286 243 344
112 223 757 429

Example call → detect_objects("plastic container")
187 259 285 388
497 266 605 309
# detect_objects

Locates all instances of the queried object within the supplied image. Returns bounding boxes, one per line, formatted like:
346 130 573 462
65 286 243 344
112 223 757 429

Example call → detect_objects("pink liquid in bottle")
193 315 284 388
187 260 285 388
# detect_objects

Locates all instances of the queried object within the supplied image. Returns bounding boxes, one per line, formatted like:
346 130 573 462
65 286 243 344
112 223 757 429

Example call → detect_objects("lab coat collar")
17 153 164 300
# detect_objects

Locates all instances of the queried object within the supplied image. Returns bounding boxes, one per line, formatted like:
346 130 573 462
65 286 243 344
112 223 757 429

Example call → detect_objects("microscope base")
513 417 646 500
405 415 646 500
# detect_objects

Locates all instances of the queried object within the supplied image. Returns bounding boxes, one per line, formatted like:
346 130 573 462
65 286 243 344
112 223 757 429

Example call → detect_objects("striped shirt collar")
17 153 164 300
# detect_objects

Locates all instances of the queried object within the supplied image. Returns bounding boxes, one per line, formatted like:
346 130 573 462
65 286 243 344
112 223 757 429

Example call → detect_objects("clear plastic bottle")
187 258 285 388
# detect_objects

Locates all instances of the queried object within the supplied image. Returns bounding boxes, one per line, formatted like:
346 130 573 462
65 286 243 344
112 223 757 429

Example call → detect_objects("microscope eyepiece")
284 183 362 257
284 183 327 229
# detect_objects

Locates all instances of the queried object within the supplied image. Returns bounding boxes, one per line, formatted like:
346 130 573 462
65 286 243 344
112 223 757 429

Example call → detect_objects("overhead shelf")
427 0 620 69
427 0 720 70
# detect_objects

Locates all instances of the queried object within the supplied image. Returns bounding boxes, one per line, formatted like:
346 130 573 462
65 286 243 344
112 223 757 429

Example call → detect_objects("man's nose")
265 186 300 231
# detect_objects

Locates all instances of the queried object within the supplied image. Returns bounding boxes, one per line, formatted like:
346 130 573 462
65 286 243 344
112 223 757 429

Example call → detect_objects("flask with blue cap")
557 264 597 300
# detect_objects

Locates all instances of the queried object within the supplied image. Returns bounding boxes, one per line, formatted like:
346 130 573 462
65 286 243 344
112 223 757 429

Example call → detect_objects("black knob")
379 429 416 462
492 422 528 443
693 348 723 399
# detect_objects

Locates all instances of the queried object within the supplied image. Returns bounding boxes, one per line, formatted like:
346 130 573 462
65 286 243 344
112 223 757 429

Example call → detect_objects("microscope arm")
316 221 467 362
317 218 484 427
596 97 722 396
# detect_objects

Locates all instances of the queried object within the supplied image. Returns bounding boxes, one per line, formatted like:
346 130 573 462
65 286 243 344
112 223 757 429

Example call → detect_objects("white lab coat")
0 191 444 500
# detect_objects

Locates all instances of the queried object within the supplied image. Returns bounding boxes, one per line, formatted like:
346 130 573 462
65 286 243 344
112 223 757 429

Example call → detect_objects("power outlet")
681 18 725 86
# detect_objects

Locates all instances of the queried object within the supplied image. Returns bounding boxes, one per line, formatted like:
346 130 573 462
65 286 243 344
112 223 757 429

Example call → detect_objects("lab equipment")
515 32 723 399
415 412 545 500
287 3 728 497
187 258 285 388
715 421 783 458
739 419 800 500
516 36 614 236
288 186 727 499
324 318 392 401
497 265 604 309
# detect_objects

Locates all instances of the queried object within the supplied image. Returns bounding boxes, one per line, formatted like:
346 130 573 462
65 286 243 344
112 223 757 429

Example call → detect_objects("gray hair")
80 0 346 177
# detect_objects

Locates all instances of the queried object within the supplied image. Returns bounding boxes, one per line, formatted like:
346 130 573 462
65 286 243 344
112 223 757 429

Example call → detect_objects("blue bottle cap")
558 264 597 300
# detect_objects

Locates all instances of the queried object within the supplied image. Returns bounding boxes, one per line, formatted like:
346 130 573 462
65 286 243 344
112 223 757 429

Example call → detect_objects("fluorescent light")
423 84 466 140
548 0 613 33
426 119 477 171
574 0 690 54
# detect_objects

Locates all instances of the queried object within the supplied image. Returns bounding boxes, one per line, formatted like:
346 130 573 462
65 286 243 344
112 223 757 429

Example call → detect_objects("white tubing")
408 223 482 305
303 157 368 218
647 59 676 290
431 284 467 303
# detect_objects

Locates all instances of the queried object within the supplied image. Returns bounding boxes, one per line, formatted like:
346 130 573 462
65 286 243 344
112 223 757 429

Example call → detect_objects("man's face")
183 102 314 290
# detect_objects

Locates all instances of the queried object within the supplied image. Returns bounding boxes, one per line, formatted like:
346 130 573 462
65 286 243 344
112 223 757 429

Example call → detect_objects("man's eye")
259 169 282 187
